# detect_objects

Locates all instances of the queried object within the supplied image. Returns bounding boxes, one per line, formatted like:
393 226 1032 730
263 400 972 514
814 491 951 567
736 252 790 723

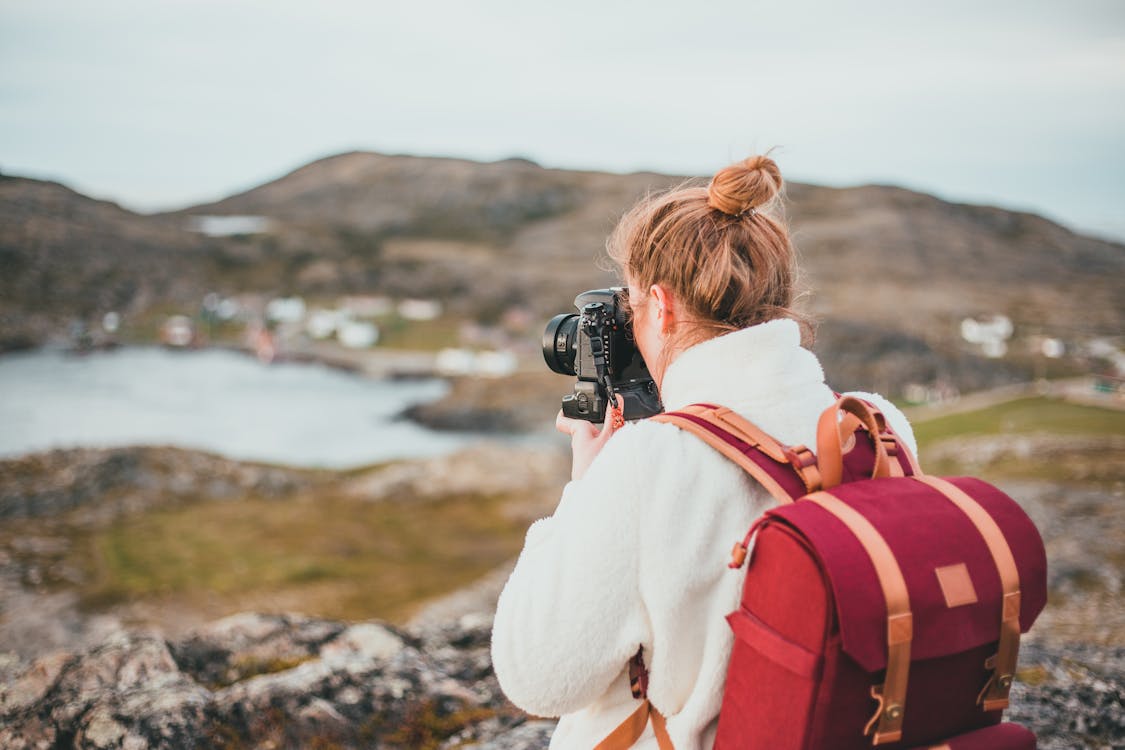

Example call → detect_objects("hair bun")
707 155 783 216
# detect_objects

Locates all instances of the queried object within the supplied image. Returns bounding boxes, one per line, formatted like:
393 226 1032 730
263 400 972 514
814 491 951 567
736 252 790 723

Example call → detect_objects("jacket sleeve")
490 424 654 718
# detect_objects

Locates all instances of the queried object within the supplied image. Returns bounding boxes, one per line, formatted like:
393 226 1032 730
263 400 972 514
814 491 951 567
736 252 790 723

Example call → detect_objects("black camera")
542 288 663 423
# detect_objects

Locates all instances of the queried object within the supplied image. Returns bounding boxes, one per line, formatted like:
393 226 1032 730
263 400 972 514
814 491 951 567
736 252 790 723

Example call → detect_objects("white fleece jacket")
491 319 917 750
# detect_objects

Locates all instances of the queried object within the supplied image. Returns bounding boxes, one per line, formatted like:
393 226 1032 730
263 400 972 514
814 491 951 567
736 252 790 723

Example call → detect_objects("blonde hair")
607 154 810 353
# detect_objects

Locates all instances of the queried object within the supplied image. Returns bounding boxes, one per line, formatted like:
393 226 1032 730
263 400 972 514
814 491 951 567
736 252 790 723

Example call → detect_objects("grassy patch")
74 490 526 623
373 699 496 750
206 654 317 690
912 397 1124 450
910 397 1124 485
1015 664 1050 687
375 315 461 351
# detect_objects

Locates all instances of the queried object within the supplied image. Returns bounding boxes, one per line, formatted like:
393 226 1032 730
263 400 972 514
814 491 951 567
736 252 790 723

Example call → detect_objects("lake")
0 347 472 468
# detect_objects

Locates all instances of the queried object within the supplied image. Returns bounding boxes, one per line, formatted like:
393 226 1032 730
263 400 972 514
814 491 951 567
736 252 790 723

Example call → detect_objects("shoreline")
0 344 500 470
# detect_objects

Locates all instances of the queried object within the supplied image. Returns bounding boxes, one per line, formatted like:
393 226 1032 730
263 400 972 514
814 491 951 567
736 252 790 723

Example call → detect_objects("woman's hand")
555 395 624 482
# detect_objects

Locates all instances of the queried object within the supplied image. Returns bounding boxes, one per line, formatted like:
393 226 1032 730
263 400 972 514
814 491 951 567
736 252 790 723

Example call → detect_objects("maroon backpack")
598 396 1046 750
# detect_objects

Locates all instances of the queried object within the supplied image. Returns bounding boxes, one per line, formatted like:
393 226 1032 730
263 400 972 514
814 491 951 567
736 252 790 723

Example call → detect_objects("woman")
490 155 917 749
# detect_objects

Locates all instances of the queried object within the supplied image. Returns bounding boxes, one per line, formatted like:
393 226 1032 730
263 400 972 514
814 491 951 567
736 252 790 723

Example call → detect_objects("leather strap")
913 476 1022 711
652 408 805 506
678 404 791 464
594 699 674 750
888 427 922 478
805 491 913 745
596 650 676 750
817 396 894 489
701 406 822 492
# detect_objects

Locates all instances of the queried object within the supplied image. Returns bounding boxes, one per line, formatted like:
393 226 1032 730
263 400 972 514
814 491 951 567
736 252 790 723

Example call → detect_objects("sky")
2 0 1124 241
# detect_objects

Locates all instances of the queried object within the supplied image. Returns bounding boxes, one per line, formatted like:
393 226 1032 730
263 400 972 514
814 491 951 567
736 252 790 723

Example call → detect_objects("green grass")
913 397 1124 449
911 396 1124 484
16 394 1116 631
75 489 526 623
374 315 461 351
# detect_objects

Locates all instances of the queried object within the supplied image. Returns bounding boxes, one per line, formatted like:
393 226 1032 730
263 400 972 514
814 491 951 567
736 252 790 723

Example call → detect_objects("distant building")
306 309 345 340
960 314 1013 358
398 299 442 321
342 295 393 317
338 321 379 349
435 348 518 377
160 315 194 347
266 297 307 324
186 215 272 237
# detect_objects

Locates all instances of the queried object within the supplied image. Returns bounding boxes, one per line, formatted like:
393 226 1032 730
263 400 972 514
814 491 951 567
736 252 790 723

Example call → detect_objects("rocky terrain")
0 581 1120 749
1 430 1122 748
0 611 545 750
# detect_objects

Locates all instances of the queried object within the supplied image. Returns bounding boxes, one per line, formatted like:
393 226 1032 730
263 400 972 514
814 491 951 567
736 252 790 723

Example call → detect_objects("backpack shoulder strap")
651 403 820 506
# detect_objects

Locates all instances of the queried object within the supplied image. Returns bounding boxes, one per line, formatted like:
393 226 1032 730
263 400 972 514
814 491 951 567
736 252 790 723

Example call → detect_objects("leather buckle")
784 444 817 469
784 445 822 492
865 684 905 745
977 654 1013 711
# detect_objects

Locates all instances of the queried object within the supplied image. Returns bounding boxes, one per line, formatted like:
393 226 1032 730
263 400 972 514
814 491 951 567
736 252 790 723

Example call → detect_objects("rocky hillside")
3 153 1122 391
0 176 229 351
184 151 1125 336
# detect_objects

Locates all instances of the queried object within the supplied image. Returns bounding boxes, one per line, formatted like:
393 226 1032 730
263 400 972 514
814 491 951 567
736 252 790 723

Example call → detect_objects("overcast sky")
2 0 1123 241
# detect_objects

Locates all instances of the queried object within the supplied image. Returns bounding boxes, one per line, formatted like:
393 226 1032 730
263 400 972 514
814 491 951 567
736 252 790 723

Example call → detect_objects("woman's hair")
607 154 810 351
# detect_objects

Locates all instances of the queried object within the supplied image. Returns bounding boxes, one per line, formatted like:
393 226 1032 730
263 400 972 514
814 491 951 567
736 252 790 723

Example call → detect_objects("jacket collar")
658 319 829 418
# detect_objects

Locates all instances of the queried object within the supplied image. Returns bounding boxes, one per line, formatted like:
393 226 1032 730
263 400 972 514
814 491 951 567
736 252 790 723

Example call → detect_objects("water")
0 347 472 468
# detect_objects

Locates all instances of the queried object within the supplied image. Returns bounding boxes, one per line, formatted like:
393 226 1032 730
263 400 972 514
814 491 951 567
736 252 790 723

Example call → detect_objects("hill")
2 152 1122 393
180 151 1125 391
186 151 1123 329
0 176 225 350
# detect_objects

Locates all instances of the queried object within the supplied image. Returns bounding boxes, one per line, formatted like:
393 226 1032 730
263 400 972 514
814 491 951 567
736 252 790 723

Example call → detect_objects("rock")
169 612 345 688
1 610 527 749
2 604 1120 749
1009 641 1125 750
342 441 567 505
320 622 405 663
0 446 313 521
1 632 213 749
0 714 58 749
466 719 558 749
76 707 128 748
0 650 72 715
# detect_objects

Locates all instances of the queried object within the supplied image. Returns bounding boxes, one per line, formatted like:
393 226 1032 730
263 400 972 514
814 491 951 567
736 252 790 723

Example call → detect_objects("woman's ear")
649 284 675 335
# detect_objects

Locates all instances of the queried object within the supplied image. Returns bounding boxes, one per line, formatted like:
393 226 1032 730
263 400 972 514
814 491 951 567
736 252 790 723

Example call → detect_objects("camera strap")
584 318 620 412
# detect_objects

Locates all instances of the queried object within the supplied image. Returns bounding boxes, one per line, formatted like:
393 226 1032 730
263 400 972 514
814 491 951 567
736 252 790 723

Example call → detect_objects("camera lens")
542 313 579 375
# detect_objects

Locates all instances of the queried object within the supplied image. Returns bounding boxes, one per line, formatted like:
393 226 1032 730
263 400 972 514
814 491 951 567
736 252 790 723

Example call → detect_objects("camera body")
542 288 663 423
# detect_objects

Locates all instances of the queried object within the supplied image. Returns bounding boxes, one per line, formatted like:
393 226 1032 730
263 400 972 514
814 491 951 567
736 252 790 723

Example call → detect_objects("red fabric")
715 526 827 749
906 722 1037 749
945 478 1048 633
762 477 1046 671
723 524 1005 749
727 608 821 678
673 401 1046 749
670 411 809 499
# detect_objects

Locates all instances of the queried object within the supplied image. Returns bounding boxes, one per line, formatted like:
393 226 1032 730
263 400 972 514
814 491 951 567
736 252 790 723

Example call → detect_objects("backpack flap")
762 476 1047 674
